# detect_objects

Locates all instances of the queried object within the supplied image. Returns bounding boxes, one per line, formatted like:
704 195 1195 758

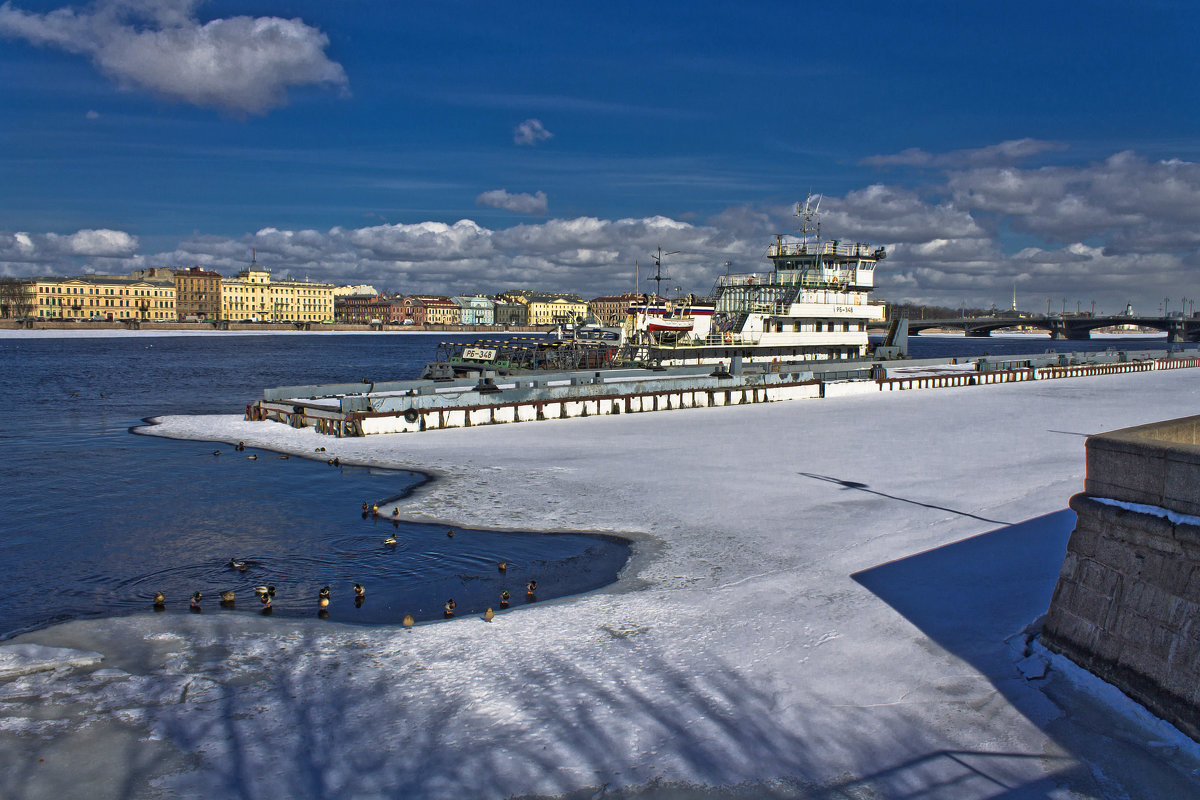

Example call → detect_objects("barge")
246 347 1200 437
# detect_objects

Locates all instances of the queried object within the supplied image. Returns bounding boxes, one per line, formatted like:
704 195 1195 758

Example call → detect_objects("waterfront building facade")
173 266 223 321
421 297 460 326
335 294 404 324
452 295 494 325
492 299 527 327
526 293 589 326
589 293 642 325
401 297 427 325
220 261 334 322
30 273 176 321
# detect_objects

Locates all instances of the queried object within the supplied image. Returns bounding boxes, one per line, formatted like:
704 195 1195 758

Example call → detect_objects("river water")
0 330 1171 639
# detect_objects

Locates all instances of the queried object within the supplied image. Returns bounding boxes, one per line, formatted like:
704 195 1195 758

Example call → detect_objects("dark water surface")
0 332 629 638
0 331 1173 639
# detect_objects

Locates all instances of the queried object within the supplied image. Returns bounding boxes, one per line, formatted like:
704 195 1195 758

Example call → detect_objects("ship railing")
768 241 880 258
714 272 772 288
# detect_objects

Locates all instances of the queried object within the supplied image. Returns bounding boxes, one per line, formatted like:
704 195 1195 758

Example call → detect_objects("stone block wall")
1042 416 1200 741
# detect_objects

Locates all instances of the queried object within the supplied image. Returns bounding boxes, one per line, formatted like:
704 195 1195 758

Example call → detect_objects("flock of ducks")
173 444 537 626
154 541 536 625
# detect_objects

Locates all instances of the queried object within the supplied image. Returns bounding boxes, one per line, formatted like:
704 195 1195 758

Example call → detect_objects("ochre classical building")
421 297 460 325
525 293 588 326
30 273 176 321
589 293 642 325
173 266 222 320
220 260 334 322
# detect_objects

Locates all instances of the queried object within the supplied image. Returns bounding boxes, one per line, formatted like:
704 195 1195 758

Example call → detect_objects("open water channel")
0 329 1173 639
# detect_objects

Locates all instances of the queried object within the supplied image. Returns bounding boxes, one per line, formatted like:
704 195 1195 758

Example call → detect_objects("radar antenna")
648 247 680 301
795 193 822 251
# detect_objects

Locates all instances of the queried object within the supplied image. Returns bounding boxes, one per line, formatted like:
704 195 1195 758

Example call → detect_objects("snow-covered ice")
3 368 1200 798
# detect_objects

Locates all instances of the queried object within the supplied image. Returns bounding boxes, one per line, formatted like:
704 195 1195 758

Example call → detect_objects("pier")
247 346 1200 436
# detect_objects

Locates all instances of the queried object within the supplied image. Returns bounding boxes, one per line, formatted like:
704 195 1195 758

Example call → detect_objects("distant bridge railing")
901 315 1200 342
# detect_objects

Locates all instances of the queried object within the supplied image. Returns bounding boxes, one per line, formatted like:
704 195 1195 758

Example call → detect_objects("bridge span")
904 315 1200 342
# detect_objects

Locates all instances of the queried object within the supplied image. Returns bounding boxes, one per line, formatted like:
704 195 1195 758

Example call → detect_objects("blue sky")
3 0 1199 312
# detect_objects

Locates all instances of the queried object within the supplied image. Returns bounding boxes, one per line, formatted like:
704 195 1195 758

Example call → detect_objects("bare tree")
0 279 35 319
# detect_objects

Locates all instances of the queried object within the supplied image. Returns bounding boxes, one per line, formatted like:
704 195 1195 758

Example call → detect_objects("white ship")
624 196 888 366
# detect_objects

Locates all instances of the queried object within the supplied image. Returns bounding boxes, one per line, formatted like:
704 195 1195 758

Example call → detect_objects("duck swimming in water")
229 557 247 571
383 534 398 546
247 454 258 460
402 613 415 630
190 592 202 611
259 593 272 612
446 529 455 538
499 590 510 609
444 599 457 618
318 586 331 609
353 583 365 599
235 441 245 452
526 580 537 597
219 590 236 605
254 585 276 598
497 561 507 573
152 591 165 608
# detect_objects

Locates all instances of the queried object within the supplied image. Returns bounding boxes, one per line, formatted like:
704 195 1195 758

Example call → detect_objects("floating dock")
246 347 1200 437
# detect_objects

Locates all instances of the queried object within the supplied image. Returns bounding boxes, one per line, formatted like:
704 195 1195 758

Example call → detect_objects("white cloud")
513 118 553 146
476 189 548 215
4 146 1200 310
0 0 348 114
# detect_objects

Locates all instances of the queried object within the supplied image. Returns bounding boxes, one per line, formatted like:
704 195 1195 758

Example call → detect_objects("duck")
361 502 369 514
152 590 165 608
229 557 247 571
403 613 415 630
333 457 340 467
212 450 221 456
526 580 538 597
484 607 495 623
497 561 507 573
383 535 398 546
315 447 326 453
499 590 510 608
353 583 365 600
219 590 236 604
235 441 245 452
189 591 202 610
446 529 455 538
279 455 289 460
371 504 380 516
247 454 258 460
254 585 276 598
443 599 457 618
260 593 273 611
391 507 400 517
318 586 331 609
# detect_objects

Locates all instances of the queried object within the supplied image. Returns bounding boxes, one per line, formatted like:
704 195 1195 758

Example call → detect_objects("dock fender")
404 409 419 423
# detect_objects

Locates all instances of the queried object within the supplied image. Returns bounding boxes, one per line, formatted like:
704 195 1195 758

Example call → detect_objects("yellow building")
30 273 176 321
221 261 335 322
525 294 589 326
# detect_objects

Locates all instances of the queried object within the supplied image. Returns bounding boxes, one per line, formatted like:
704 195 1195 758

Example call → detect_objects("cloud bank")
4 146 1199 313
0 0 348 113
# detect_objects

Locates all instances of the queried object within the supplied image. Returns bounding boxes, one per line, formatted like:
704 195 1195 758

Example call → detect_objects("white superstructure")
626 197 888 366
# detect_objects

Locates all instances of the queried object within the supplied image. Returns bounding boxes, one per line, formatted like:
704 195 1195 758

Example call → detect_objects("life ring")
404 409 419 423
724 333 732 344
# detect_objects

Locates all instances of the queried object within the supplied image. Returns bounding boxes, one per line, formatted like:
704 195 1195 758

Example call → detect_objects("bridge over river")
905 315 1200 342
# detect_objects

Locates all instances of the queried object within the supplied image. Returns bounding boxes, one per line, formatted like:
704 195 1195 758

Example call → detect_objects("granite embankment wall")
1042 416 1200 741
